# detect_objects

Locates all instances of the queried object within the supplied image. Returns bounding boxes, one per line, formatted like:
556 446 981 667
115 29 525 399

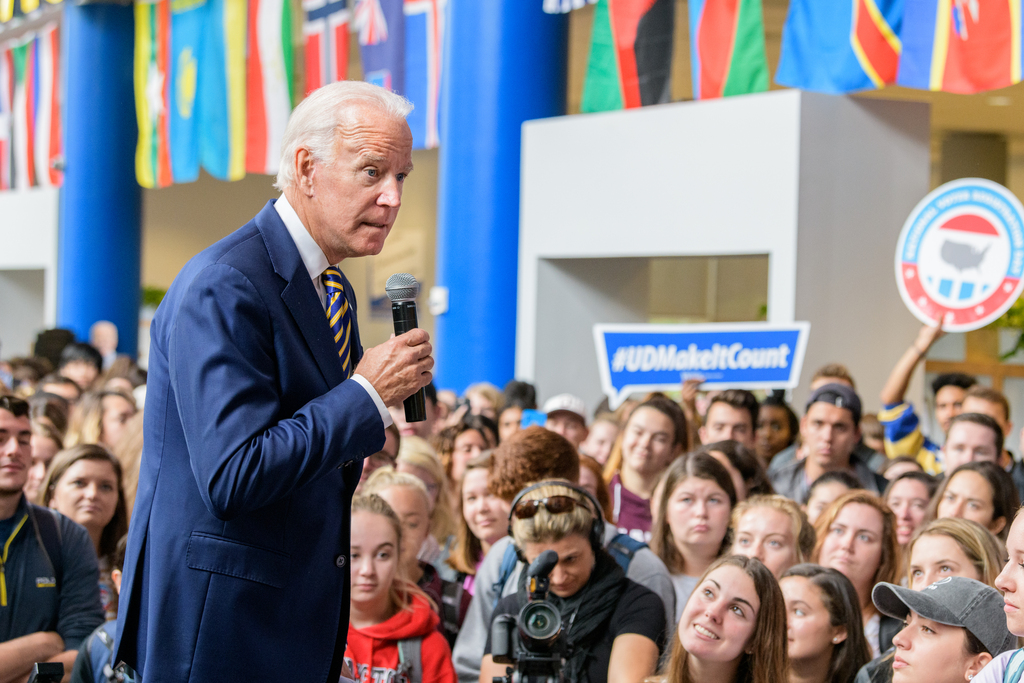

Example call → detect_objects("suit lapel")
255 201 346 388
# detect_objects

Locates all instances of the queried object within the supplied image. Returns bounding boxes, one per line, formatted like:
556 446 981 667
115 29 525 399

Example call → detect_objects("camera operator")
480 482 665 683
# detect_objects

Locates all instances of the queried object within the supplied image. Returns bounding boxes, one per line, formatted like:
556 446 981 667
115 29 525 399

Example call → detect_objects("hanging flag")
33 23 61 187
899 0 1021 93
247 0 295 175
197 0 247 181
404 0 442 149
689 0 769 99
355 0 405 94
581 0 675 113
303 0 349 93
134 0 173 188
11 36 35 189
543 0 596 11
776 0 903 93
167 0 207 183
0 44 12 190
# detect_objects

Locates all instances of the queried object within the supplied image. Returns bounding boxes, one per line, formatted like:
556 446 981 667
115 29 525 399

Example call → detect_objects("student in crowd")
879 322 976 474
543 393 589 450
496 403 522 443
730 494 815 579
604 394 687 541
364 467 468 646
58 343 104 393
771 385 886 501
812 491 901 659
580 414 620 466
41 444 129 621
867 577 1015 683
28 391 70 437
810 363 857 391
346 494 457 683
453 427 674 683
479 482 665 683
651 454 737 621
463 382 503 421
930 460 1018 541
0 396 105 680
906 518 1003 589
978 508 1024 681
781 564 870 683
755 394 799 468
698 390 759 450
396 437 458 566
804 471 863 524
446 453 509 593
389 382 442 441
699 440 773 501
65 389 137 451
502 380 536 412
38 373 83 404
433 414 497 487
25 418 62 502
652 555 788 683
960 385 1024 500
940 412 1004 475
879 456 923 482
860 414 885 455
883 472 937 548
578 454 613 522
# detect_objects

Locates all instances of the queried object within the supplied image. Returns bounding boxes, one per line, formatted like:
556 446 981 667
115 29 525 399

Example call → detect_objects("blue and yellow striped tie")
322 268 353 377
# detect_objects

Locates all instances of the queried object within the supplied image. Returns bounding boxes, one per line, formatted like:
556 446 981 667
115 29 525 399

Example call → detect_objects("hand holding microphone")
353 274 432 417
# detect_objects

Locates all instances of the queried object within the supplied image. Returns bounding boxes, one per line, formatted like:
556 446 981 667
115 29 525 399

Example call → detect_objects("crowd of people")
7 319 1024 683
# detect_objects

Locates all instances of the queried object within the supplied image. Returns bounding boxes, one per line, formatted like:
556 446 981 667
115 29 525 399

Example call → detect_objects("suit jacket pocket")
186 532 290 588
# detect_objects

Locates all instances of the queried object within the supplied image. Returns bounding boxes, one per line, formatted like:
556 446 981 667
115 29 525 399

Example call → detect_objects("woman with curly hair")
431 413 497 486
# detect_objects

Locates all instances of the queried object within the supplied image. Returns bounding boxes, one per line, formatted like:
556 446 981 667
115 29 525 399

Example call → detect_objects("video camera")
490 549 565 683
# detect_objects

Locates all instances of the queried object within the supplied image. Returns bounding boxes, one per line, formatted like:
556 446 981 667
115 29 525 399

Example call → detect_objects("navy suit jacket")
115 201 385 682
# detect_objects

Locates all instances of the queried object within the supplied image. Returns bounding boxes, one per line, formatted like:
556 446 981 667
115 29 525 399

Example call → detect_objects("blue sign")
594 322 811 408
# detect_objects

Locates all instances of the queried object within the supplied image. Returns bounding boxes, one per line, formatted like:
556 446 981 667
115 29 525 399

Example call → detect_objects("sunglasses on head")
512 495 588 520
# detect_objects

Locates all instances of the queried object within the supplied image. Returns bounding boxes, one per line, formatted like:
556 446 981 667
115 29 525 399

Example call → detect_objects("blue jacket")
115 201 385 682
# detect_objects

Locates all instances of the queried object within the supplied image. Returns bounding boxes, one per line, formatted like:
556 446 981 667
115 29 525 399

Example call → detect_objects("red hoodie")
344 594 457 683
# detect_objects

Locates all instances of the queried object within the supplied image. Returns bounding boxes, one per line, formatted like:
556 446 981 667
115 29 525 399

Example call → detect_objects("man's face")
388 400 436 440
0 408 32 495
60 361 98 391
301 104 414 264
699 403 754 449
934 385 967 436
545 412 588 449
942 421 999 473
961 396 1011 438
800 402 860 470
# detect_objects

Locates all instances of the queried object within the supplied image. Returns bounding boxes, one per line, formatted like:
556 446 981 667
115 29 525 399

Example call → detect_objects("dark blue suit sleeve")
169 263 384 520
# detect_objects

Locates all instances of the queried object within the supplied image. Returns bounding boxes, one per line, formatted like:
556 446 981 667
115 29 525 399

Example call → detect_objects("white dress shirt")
274 195 392 428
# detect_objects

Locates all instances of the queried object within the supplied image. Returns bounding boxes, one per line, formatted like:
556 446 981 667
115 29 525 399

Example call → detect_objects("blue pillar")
434 1 568 393
58 3 141 357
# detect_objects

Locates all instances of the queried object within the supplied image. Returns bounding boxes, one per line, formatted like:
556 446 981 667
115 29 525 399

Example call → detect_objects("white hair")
274 81 413 191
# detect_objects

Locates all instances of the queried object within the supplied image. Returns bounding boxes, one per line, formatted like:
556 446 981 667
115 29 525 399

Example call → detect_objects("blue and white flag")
594 322 811 408
355 0 404 94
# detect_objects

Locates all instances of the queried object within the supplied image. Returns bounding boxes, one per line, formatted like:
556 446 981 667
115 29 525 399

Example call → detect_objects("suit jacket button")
335 554 346 568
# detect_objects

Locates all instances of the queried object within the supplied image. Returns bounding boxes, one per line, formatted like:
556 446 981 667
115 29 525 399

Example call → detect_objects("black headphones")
507 480 605 552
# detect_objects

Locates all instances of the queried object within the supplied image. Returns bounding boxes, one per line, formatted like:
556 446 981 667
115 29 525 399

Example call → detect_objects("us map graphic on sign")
895 178 1024 332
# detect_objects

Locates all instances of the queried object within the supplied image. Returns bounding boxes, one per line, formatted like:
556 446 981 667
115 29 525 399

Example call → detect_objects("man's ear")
295 148 316 197
964 651 992 680
698 425 708 444
992 516 1008 535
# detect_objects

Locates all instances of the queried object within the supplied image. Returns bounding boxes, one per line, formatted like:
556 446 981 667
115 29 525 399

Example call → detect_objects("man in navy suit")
115 81 433 682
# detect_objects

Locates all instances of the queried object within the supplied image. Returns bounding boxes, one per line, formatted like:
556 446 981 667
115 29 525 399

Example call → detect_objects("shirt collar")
275 194 332 283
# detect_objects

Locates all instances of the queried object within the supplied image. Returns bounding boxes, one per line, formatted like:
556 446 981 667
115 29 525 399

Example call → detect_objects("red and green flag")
689 0 769 99
581 0 675 112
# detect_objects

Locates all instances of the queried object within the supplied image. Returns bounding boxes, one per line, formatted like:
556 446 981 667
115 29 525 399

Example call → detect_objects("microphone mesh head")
385 273 420 302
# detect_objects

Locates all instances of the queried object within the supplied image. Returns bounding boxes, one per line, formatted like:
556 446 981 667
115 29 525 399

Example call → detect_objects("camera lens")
528 613 549 631
519 601 561 647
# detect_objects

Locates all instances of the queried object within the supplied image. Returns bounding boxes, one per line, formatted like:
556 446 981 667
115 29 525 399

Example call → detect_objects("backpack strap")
397 636 423 683
31 506 63 590
1005 649 1024 683
606 533 646 573
491 543 519 609
440 578 464 638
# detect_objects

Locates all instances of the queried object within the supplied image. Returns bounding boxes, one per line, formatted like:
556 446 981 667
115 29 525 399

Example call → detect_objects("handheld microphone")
385 273 427 423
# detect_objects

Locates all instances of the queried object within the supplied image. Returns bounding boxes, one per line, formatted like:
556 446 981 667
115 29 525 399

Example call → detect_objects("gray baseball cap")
872 577 1016 657
806 383 862 425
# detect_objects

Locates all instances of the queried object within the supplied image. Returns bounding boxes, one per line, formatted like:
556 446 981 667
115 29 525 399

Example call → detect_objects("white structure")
518 90 931 414
0 188 60 356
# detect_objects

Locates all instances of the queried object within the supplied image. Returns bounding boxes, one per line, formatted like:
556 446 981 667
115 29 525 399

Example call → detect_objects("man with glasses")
0 396 104 681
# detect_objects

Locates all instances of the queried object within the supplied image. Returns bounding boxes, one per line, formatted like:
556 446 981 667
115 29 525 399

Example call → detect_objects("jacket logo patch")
35 577 56 588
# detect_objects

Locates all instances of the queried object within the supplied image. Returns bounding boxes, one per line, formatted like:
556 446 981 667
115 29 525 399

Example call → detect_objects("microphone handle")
391 300 427 422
